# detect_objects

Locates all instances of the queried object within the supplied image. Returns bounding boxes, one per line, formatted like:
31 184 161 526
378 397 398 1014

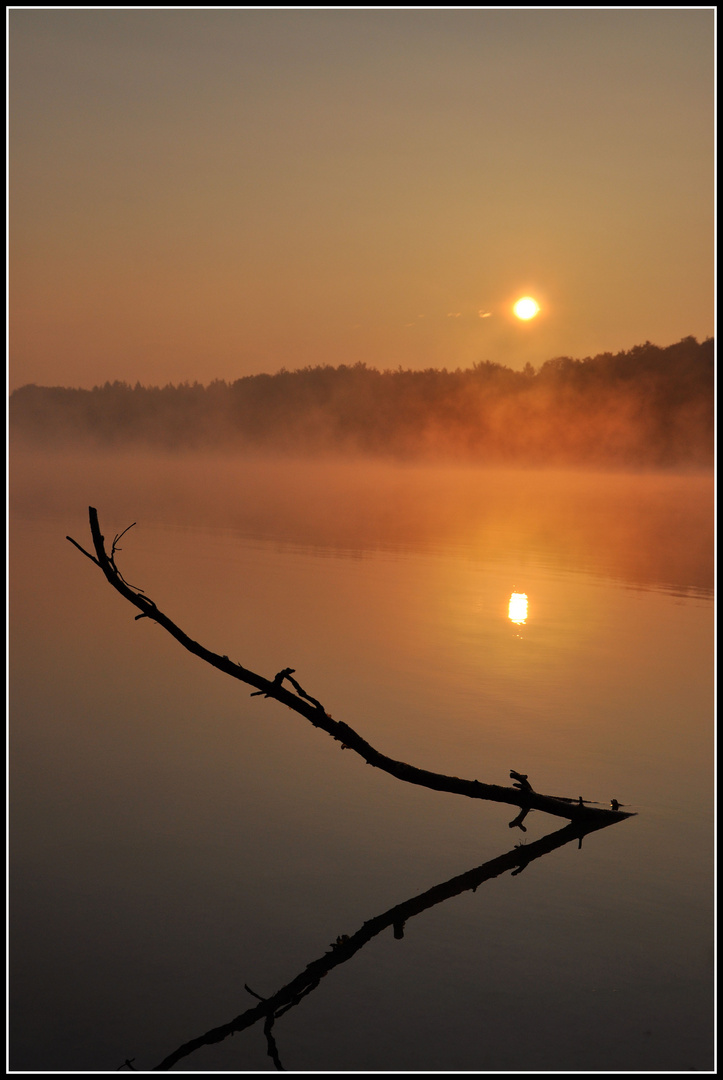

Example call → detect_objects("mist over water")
11 446 713 597
9 447 713 1071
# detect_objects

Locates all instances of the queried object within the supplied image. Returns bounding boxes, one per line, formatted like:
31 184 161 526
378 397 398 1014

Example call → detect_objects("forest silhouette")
10 336 712 467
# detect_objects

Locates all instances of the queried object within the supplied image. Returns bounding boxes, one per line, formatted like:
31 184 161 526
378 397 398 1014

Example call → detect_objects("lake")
9 450 714 1071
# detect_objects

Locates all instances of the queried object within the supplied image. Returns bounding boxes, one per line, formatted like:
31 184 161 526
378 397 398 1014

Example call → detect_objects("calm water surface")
10 451 714 1071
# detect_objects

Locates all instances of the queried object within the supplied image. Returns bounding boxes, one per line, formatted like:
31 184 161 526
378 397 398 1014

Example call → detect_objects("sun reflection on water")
508 592 528 625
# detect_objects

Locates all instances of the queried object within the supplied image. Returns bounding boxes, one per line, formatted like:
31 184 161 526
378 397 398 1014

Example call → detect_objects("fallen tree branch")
68 508 633 826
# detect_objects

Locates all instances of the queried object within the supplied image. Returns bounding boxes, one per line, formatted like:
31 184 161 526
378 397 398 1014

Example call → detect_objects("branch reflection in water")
152 814 629 1071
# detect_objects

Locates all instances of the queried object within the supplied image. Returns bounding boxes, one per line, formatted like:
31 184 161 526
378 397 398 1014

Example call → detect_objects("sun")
513 296 540 320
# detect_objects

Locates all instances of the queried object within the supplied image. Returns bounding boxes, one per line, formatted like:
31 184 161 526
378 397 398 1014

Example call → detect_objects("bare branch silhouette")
152 815 626 1071
67 507 633 826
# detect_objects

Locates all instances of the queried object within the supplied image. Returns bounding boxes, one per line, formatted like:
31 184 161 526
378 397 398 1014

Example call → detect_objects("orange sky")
9 9 714 390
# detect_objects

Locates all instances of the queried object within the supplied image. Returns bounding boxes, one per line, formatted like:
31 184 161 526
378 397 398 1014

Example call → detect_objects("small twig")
510 770 533 792
112 522 137 553
66 535 101 566
108 522 145 592
284 672 326 712
263 1014 285 1071
250 668 295 698
511 842 531 876
508 806 530 832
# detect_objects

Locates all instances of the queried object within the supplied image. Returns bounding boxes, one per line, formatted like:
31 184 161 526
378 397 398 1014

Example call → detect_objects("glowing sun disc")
513 296 540 320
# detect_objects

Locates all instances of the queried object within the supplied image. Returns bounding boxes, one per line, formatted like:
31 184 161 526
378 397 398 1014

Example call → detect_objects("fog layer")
10 337 713 468
10 448 713 599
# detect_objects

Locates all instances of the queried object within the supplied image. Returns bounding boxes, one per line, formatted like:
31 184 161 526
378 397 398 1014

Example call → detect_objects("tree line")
10 335 713 467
